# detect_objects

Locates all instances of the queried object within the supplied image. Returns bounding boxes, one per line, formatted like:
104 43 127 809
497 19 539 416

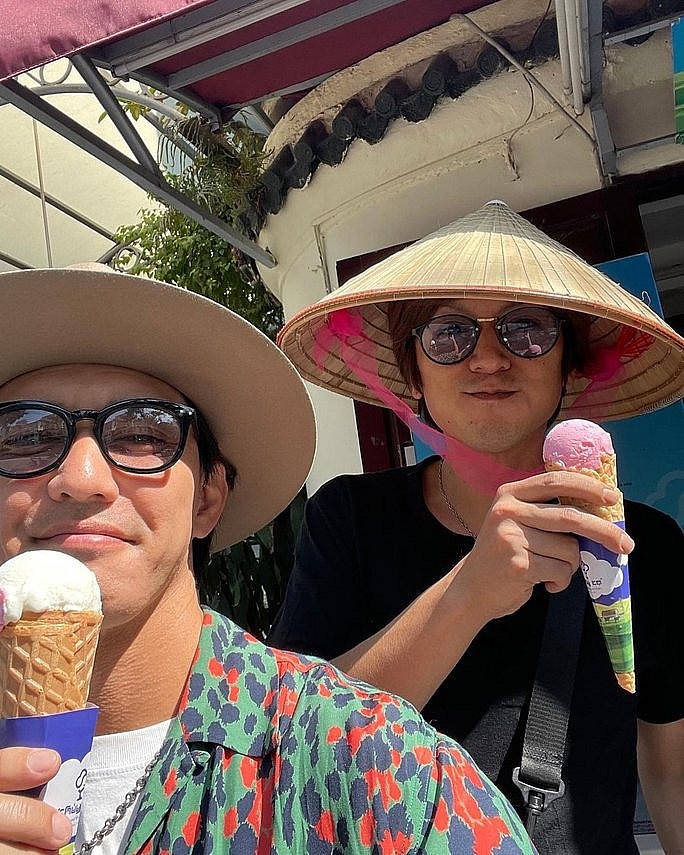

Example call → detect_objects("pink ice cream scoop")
542 419 614 471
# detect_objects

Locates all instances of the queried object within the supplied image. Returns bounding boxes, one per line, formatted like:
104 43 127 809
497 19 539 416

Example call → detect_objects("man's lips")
33 525 132 544
464 389 517 399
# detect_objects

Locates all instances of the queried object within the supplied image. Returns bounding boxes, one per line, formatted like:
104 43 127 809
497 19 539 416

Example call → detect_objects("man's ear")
192 464 229 540
409 357 423 401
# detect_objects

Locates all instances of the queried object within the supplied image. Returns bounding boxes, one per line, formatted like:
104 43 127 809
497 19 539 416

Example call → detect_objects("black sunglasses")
0 398 197 479
412 306 563 365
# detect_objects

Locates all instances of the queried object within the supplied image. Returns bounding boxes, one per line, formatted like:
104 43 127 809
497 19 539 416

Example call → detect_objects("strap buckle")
512 767 566 836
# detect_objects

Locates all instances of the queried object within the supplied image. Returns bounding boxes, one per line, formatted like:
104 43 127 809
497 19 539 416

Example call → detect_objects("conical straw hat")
279 201 684 421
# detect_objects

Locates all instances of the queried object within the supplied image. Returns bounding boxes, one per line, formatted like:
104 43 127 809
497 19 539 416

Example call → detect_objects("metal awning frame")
592 6 684 176
586 0 616 179
0 163 115 241
94 0 317 75
92 0 415 98
0 0 423 269
0 53 277 267
3 0 672 268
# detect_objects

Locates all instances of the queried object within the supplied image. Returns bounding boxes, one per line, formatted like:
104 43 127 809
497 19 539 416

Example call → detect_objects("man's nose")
467 323 511 372
46 429 119 503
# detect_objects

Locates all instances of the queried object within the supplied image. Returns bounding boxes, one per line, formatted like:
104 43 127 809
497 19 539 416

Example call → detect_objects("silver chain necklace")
75 749 161 854
438 458 475 538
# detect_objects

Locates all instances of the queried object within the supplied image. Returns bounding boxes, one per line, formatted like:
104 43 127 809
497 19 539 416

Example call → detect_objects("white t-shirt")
75 719 171 854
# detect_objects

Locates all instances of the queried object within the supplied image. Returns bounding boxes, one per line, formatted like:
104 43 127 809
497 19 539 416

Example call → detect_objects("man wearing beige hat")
269 202 684 854
0 265 537 853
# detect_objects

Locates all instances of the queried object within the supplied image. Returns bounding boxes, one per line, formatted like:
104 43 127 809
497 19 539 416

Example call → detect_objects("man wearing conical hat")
0 264 537 852
270 202 684 854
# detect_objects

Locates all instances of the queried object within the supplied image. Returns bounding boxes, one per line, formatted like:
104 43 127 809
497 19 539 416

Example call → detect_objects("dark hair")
558 311 591 382
386 299 592 417
191 406 236 573
386 299 446 395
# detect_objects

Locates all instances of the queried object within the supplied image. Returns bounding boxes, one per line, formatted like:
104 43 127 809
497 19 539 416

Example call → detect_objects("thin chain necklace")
75 749 161 854
438 458 476 538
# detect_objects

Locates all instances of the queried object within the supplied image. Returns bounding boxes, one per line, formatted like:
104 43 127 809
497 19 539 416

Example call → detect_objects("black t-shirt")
268 458 684 855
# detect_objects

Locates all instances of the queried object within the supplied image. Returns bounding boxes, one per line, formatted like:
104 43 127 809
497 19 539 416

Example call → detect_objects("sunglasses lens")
499 307 561 357
421 316 478 363
102 404 184 471
0 408 69 476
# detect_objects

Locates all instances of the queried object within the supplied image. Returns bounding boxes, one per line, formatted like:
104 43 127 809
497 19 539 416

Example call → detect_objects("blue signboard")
596 254 683 530
675 18 684 142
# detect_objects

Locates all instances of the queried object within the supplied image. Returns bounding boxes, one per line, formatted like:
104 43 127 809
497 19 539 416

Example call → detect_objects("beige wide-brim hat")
0 265 316 551
279 201 684 421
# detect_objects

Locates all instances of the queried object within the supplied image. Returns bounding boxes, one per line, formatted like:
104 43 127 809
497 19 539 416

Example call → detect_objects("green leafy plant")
196 489 307 639
113 119 282 338
112 115 303 638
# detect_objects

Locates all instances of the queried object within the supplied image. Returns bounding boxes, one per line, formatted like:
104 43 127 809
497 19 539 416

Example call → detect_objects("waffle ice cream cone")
543 420 635 694
0 551 103 717
0 609 102 717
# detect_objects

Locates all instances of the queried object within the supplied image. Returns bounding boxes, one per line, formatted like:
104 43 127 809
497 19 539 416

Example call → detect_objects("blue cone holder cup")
578 519 635 689
0 704 99 853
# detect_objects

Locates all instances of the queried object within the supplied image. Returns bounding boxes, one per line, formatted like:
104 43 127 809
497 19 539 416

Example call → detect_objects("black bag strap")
513 570 587 838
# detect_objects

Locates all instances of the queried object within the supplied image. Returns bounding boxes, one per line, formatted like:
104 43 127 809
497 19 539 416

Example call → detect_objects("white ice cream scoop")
0 550 102 627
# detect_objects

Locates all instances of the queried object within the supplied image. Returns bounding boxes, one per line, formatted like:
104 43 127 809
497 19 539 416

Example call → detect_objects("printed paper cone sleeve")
545 454 635 693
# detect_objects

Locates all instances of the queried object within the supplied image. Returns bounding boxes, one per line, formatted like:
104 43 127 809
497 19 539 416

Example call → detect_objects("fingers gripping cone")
543 421 635 693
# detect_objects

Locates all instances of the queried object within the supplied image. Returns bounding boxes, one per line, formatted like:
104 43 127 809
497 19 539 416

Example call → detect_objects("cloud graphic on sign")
580 551 624 600
645 469 684 529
